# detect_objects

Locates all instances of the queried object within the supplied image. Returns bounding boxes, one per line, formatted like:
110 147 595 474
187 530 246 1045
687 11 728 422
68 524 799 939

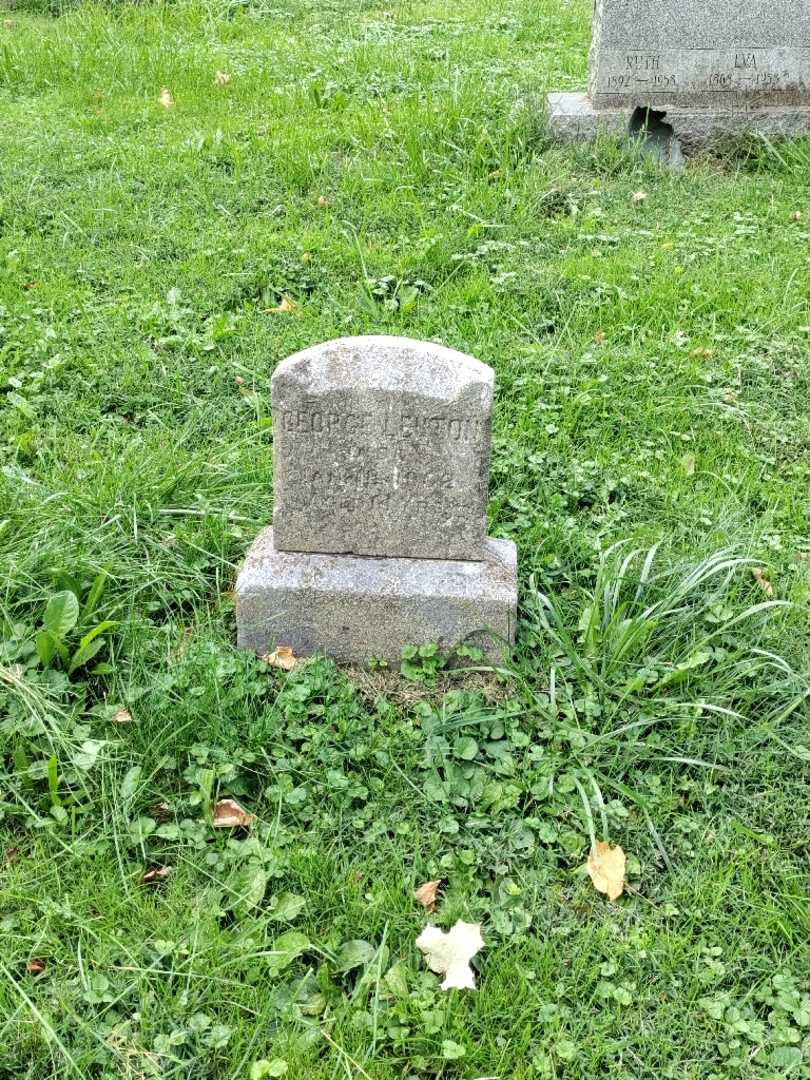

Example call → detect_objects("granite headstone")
548 0 810 150
272 336 492 561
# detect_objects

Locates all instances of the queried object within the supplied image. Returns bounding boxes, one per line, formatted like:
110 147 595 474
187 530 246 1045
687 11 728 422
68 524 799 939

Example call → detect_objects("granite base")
236 527 517 665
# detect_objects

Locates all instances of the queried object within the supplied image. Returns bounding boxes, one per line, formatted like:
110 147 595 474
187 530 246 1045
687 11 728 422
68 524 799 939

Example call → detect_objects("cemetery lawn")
2 0 810 1076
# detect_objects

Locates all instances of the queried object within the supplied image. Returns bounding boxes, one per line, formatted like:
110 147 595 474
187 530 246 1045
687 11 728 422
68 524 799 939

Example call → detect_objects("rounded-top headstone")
271 335 494 561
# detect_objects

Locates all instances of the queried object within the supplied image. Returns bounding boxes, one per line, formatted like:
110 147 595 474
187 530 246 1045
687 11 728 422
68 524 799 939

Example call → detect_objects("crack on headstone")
629 106 685 169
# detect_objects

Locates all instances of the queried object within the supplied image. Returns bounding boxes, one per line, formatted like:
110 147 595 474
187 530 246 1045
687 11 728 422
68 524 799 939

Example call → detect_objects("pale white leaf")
416 920 484 991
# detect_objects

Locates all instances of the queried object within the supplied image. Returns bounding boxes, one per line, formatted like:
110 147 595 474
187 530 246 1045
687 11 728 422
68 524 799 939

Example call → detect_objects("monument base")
547 92 810 152
236 527 517 665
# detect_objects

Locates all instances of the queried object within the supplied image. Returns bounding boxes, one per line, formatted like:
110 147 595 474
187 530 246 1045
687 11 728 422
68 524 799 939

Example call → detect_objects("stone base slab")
547 92 810 151
236 527 517 665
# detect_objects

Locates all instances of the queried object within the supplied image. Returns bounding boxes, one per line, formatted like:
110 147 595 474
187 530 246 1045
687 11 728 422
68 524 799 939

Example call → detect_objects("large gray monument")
236 336 517 665
548 0 810 150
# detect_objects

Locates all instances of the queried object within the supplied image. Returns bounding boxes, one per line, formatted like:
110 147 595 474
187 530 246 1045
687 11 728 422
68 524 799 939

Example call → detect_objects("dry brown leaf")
266 296 296 315
214 70 231 86
262 646 297 670
414 879 442 913
26 959 45 974
142 865 172 884
158 87 174 108
752 567 774 597
586 841 626 901
112 708 132 724
212 798 255 828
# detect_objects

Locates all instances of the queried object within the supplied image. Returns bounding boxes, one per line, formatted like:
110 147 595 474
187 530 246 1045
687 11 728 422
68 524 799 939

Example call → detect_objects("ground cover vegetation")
1 0 809 1076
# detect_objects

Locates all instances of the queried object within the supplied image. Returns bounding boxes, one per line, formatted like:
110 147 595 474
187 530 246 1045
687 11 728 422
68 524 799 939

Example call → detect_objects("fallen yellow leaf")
752 567 774 597
158 87 174 108
414 879 442 913
262 646 297 671
586 841 626 901
266 296 296 315
212 798 255 828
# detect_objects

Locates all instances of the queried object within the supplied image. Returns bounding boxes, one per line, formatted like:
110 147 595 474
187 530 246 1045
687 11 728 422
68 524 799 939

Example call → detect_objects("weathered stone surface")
271 336 493 561
236 527 517 664
547 92 810 151
590 0 810 111
548 1 810 148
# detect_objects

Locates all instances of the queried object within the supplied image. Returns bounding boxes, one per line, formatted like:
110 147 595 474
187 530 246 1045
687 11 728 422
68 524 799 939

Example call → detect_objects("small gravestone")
236 336 517 664
272 336 491 561
548 0 810 150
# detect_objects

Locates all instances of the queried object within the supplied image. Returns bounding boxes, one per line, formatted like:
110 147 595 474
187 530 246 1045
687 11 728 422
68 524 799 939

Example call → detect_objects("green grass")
2 1 810 1076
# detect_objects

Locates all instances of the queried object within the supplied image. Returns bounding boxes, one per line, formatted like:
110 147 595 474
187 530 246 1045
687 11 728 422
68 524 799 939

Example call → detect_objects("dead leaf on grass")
414 879 442 913
416 920 484 991
212 798 255 828
266 296 296 315
752 567 774 597
26 959 46 974
262 646 297 671
158 87 174 108
586 841 626 901
143 865 172 884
